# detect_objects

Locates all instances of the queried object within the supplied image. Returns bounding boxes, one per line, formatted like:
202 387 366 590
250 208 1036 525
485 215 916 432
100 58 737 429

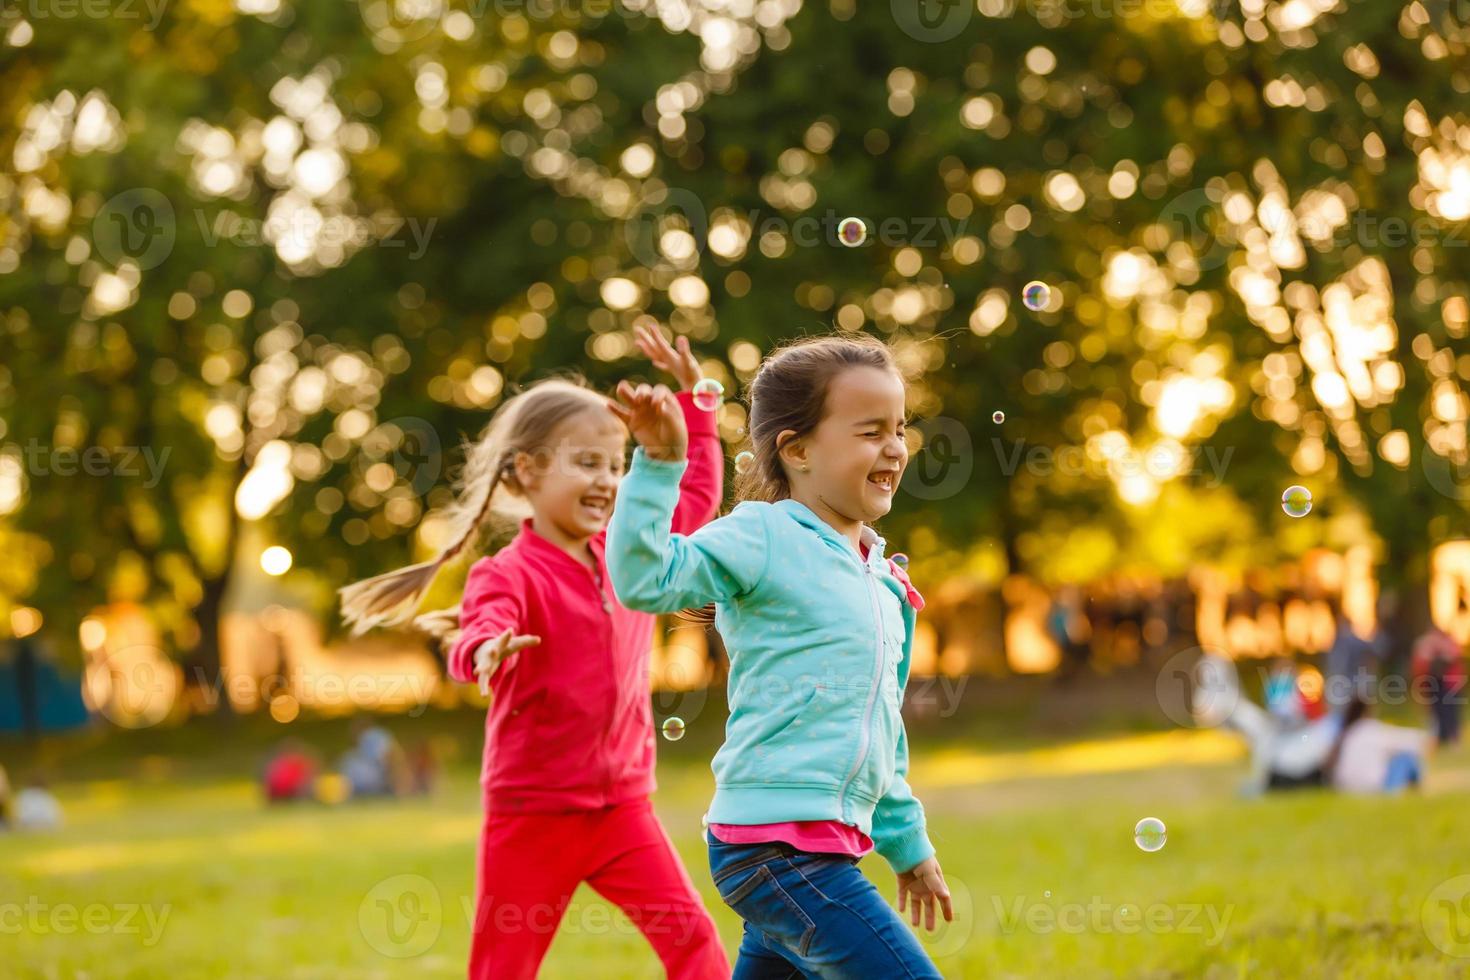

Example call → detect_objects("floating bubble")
1133 816 1167 852
1044 890 1051 898
1021 280 1051 312
734 451 755 475
691 378 724 413
837 217 867 247
1281 485 1312 518
661 717 686 742
891 553 910 569
992 410 1005 424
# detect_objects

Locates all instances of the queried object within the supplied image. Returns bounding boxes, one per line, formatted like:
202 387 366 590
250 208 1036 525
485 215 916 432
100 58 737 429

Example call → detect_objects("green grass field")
4 691 1470 979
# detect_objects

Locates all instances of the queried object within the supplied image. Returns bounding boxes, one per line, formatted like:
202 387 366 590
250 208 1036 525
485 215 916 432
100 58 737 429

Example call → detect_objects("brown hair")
679 332 903 624
338 376 618 637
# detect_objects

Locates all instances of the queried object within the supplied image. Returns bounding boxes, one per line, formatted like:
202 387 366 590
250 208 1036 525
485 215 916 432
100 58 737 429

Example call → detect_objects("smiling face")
514 408 628 545
778 365 908 532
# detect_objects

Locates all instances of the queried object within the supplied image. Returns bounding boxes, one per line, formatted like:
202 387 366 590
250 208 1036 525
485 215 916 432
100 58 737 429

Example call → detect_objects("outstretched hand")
607 380 688 462
473 627 542 697
896 856 954 932
632 322 702 392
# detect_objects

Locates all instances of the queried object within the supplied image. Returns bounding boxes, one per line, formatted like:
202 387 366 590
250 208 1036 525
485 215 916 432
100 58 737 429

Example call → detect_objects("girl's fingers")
896 885 906 915
507 635 541 653
940 892 954 922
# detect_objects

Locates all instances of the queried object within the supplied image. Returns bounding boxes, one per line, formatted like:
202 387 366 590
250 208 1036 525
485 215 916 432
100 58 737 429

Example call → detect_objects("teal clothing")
607 449 934 873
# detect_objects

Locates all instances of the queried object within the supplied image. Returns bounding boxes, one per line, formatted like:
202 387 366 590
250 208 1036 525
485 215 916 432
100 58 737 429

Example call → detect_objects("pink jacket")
447 390 722 812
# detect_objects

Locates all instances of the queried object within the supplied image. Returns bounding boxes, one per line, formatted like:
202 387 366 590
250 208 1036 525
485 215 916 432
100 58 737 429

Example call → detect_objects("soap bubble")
992 410 1005 424
1133 816 1167 852
891 553 909 569
691 378 724 413
734 451 755 475
1021 280 1051 312
661 717 686 742
1281 485 1312 518
837 217 867 247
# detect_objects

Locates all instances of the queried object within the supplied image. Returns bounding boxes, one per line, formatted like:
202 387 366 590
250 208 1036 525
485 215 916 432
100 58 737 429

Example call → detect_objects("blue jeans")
1384 751 1421 791
706 833 943 979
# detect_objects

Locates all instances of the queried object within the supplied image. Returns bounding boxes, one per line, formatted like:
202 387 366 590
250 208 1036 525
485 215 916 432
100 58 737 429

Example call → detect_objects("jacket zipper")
588 559 615 804
836 543 886 823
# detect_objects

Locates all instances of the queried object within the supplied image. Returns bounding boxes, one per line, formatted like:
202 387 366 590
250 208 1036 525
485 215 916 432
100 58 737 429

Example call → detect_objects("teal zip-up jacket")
607 448 935 874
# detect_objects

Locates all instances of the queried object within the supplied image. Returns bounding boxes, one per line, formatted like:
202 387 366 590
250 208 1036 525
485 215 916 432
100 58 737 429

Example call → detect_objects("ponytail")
338 458 510 635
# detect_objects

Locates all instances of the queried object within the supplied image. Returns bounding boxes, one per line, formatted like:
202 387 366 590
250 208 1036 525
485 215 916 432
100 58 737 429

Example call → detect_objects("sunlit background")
2 1 1470 974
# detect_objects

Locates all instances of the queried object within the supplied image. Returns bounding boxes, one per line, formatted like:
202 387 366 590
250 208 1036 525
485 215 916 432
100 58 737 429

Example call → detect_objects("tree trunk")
185 571 235 716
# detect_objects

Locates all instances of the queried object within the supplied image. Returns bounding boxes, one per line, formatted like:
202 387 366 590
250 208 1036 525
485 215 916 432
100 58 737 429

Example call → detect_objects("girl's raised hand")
473 627 542 697
632 322 701 392
896 856 954 933
607 380 688 463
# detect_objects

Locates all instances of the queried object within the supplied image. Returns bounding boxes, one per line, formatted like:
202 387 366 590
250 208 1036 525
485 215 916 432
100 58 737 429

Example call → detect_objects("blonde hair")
338 376 618 636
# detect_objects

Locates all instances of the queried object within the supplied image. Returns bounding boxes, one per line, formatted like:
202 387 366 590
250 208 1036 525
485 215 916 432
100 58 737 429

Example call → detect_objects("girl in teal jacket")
607 333 952 978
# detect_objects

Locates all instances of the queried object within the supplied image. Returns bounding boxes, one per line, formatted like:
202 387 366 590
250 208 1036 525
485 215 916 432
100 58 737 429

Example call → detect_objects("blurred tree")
1 0 1466 687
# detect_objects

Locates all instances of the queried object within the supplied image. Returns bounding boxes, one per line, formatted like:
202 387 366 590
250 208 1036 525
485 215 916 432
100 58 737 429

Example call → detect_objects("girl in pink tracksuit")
340 325 730 979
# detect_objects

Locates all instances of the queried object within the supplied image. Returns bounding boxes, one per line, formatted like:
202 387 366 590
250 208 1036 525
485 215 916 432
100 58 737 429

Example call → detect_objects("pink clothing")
473 799 730 979
709 820 874 858
446 389 722 812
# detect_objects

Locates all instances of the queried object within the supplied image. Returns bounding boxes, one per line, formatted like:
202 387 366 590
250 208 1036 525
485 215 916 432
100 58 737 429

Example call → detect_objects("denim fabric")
706 833 942 979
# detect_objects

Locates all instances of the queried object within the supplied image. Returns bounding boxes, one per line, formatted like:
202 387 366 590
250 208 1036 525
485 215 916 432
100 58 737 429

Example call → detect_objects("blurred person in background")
340 717 400 798
262 739 319 804
1192 653 1338 795
1325 697 1431 795
14 774 62 830
1411 625 1465 746
1325 606 1388 714
406 739 438 796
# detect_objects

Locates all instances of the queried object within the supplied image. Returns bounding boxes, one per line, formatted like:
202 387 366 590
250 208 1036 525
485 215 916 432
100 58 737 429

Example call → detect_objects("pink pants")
469 797 730 979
